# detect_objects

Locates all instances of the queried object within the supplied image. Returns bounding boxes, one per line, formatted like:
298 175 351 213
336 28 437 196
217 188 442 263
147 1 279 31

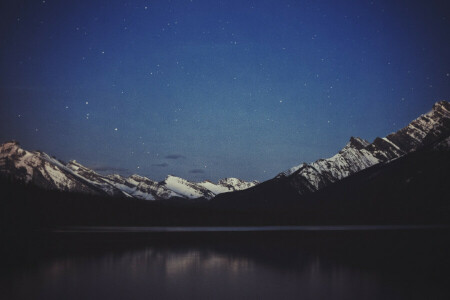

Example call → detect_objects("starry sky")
0 0 449 182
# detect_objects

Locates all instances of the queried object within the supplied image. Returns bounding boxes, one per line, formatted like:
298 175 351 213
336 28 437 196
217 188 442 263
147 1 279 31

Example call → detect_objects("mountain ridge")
276 100 450 196
1 100 449 204
212 100 450 207
0 141 258 201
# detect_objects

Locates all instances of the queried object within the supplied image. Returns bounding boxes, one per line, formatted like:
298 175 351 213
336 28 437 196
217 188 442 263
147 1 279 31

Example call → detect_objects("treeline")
0 177 308 231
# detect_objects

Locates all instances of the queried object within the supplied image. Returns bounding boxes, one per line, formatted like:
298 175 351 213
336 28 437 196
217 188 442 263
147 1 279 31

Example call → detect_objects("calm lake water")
1 227 449 299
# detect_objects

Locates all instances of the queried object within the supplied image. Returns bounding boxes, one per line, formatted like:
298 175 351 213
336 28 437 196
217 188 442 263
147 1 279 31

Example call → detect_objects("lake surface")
1 227 449 299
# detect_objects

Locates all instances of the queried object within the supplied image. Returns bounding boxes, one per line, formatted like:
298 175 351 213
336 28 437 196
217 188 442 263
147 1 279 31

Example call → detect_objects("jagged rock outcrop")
279 100 450 195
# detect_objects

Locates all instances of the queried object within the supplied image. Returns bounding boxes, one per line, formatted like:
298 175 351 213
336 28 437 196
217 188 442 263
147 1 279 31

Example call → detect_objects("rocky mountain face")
277 100 450 195
0 142 258 201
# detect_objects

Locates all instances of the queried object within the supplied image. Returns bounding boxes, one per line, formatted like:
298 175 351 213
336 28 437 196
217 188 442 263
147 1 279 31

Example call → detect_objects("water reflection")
1 230 449 300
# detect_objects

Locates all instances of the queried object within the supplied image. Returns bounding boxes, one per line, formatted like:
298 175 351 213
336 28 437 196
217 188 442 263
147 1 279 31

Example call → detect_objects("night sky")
1 0 449 182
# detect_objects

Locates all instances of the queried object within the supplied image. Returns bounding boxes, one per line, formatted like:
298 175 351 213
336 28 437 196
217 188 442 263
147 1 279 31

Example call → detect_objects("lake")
1 227 449 299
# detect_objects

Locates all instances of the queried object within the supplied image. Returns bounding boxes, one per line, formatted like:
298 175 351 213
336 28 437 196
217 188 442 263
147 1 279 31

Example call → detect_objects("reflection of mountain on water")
1 231 449 299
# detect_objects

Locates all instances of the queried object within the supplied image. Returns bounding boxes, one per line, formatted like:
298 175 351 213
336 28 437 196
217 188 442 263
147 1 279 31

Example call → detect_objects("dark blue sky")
1 0 449 181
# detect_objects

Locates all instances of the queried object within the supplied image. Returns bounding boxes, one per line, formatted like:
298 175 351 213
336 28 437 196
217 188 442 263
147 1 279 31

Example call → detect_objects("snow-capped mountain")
0 142 258 200
2 101 448 203
278 100 450 195
0 142 120 196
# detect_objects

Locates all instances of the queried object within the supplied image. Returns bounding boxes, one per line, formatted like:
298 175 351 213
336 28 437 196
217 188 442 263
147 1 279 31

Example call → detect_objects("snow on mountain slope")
163 175 215 199
104 174 181 200
198 181 231 194
198 178 259 195
65 160 127 196
0 141 107 195
280 100 450 195
219 178 259 190
0 141 258 201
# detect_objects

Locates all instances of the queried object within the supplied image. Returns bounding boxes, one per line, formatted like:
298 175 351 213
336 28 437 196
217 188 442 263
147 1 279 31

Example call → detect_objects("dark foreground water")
1 227 450 299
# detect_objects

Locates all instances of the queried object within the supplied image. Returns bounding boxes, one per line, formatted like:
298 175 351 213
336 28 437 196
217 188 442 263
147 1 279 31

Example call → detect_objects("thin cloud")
165 154 186 160
152 163 169 167
189 169 205 174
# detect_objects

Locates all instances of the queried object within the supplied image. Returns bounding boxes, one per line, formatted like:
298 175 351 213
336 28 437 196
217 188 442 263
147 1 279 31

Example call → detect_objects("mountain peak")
164 174 182 182
1 140 21 149
129 174 147 180
128 174 155 184
2 140 20 146
432 100 449 112
346 136 370 150
0 140 25 157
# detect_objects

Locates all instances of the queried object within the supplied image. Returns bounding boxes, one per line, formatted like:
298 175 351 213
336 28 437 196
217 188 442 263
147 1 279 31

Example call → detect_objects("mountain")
279 100 450 195
1 101 448 208
210 135 450 224
0 142 258 201
213 100 450 207
1 101 449 228
2 136 448 228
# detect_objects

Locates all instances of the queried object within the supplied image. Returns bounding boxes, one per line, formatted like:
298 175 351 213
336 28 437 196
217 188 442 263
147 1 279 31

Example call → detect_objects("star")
85 101 89 105
114 128 118 131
